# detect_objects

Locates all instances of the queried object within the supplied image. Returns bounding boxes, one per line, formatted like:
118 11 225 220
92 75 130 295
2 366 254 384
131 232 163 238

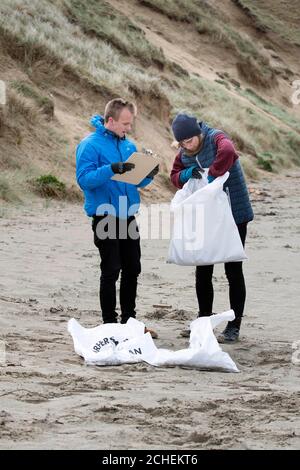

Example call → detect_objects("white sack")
68 311 239 372
167 172 247 266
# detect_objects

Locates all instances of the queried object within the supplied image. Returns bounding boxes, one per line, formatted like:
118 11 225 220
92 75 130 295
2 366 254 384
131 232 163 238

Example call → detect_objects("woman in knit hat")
170 113 254 343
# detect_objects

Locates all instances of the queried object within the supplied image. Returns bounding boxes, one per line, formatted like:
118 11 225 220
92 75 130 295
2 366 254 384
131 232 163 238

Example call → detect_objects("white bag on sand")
68 311 239 372
167 172 247 266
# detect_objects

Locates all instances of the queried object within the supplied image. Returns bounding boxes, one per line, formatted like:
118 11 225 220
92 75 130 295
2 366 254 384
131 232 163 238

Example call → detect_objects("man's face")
107 108 134 138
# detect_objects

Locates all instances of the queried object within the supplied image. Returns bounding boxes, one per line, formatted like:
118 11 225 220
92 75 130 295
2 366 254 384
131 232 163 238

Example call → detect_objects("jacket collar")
90 114 125 140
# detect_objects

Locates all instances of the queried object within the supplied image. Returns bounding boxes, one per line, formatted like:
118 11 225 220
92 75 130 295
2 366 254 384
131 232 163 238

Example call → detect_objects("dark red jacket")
170 133 238 189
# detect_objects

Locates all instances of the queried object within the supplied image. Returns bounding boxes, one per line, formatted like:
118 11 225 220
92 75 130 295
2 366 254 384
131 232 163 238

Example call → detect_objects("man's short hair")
104 98 137 122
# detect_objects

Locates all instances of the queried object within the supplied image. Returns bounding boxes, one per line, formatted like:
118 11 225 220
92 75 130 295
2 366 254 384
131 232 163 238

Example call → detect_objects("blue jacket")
76 115 152 218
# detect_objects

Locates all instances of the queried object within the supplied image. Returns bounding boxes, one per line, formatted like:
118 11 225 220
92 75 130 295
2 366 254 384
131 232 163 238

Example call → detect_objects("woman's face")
180 135 200 152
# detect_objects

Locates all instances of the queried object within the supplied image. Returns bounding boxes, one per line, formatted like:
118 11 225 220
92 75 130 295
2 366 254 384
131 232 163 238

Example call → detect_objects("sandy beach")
0 171 299 449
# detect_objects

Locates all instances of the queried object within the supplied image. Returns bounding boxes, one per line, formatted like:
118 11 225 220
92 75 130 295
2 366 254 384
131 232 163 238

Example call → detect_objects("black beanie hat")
171 113 201 142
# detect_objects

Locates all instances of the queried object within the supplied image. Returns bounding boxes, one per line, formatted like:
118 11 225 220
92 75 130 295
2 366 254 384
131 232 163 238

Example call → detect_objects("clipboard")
111 152 158 185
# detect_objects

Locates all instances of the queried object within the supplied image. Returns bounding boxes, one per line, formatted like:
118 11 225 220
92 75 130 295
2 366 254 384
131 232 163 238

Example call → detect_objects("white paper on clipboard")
111 152 158 185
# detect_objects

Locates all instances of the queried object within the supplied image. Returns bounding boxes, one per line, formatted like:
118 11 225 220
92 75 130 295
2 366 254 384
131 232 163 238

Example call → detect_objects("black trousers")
195 223 247 319
92 215 141 324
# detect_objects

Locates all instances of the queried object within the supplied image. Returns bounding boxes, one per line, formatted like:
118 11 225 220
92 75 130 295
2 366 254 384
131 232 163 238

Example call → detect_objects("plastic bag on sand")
167 172 247 266
68 310 239 372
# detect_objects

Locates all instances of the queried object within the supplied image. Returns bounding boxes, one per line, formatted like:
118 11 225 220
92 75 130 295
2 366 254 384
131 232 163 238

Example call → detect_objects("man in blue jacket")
76 98 158 329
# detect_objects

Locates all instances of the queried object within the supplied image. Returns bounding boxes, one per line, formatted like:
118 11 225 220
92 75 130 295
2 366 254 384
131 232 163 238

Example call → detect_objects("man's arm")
137 177 152 188
137 164 159 187
208 133 238 180
76 142 114 190
170 151 184 189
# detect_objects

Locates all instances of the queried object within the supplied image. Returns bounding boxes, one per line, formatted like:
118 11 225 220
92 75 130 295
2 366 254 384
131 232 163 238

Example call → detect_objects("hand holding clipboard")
111 151 159 185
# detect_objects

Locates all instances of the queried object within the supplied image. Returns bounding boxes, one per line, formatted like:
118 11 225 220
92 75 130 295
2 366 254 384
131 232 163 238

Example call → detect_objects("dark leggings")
195 223 247 319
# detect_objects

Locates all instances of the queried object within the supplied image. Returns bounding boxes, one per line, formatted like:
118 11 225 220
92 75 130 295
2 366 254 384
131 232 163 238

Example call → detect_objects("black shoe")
218 323 240 343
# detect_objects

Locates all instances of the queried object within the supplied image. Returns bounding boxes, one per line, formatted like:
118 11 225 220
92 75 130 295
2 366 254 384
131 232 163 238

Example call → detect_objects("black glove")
191 167 203 179
111 162 135 174
146 165 159 179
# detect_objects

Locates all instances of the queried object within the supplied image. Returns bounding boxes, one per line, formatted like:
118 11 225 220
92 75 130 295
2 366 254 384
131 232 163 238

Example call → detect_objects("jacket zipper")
116 138 129 208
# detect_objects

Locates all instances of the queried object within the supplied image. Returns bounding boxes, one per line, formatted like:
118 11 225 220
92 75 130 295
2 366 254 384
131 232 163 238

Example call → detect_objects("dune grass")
232 0 300 46
0 0 299 182
139 0 276 87
30 174 82 200
138 0 205 21
10 81 54 117
0 175 20 202
62 0 166 68
0 0 168 102
239 88 300 133
6 88 38 124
